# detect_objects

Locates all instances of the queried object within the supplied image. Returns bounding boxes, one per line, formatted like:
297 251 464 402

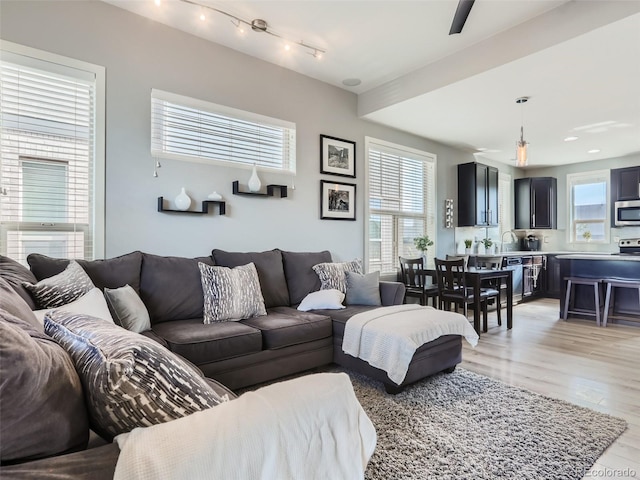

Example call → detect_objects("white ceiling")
106 0 640 168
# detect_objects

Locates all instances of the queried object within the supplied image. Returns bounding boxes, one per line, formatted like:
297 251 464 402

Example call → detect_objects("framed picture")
320 180 356 221
320 134 356 178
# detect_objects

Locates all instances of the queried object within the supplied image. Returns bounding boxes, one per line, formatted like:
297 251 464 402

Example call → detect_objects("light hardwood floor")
460 298 640 479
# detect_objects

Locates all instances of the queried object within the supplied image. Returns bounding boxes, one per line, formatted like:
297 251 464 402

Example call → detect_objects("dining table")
423 266 513 336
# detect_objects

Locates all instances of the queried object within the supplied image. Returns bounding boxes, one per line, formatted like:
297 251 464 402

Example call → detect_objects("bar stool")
602 278 640 327
562 277 601 325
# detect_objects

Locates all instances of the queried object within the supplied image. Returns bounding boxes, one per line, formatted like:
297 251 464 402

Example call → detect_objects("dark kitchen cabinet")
457 162 499 227
543 254 561 298
611 166 640 201
514 177 557 229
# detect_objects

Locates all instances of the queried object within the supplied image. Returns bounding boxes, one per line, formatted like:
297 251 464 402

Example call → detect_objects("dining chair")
434 257 500 331
398 256 439 307
474 255 503 326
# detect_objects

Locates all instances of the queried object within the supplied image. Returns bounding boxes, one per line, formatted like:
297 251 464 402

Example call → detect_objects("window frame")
364 137 437 277
151 89 296 175
0 40 105 261
566 169 610 244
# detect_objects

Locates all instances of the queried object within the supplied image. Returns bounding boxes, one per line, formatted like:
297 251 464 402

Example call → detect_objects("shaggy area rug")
345 368 627 480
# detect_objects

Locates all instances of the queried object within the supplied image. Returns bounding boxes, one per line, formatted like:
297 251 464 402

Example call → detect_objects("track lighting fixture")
175 0 326 59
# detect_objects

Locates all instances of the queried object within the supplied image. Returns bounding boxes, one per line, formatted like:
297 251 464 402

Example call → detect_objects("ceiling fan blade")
449 0 476 35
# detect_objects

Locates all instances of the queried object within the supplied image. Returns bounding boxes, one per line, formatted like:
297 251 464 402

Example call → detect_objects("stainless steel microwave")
615 200 640 226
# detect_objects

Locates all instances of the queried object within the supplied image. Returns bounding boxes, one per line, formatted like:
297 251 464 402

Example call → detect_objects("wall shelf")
232 181 288 198
157 197 226 215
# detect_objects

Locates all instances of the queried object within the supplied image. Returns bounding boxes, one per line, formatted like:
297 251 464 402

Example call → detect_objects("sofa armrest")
379 281 405 306
113 373 375 480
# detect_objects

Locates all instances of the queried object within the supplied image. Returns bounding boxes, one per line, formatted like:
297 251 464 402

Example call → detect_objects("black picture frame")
320 134 356 178
320 180 356 221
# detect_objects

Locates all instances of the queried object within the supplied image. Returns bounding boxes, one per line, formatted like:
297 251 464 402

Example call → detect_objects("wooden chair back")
399 256 425 289
435 257 468 294
476 256 503 270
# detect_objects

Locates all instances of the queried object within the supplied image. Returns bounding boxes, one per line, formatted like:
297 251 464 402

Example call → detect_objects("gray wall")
1 0 477 262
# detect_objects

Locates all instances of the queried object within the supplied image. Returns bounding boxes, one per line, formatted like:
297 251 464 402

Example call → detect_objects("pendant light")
515 97 529 167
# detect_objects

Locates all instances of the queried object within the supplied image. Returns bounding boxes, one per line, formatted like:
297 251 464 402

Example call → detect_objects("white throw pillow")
104 284 151 333
33 287 114 325
297 289 346 312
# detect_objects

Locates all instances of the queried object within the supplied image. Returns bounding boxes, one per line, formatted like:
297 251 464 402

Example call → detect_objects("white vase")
465 248 471 255
174 187 191 211
247 164 262 192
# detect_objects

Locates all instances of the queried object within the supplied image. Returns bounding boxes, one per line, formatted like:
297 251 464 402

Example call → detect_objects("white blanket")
114 372 376 480
342 304 479 385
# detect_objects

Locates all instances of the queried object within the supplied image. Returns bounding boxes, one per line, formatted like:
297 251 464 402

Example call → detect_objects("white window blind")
366 139 436 275
567 170 609 243
151 89 296 174
0 44 104 264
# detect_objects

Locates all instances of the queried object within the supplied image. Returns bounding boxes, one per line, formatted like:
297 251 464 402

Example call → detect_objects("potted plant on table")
481 238 494 255
582 230 592 242
464 239 473 254
413 235 434 262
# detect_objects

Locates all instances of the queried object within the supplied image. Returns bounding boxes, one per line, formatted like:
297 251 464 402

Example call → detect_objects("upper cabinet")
611 166 640 202
514 177 557 229
457 162 499 227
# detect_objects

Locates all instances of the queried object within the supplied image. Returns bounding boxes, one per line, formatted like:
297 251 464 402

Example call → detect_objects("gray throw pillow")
199 262 267 323
0 308 89 463
23 260 94 309
104 284 151 333
345 271 382 306
312 259 363 293
44 310 229 441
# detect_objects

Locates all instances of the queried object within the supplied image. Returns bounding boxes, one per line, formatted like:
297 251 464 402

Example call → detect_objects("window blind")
567 170 609 243
151 89 296 174
0 50 97 264
367 141 436 275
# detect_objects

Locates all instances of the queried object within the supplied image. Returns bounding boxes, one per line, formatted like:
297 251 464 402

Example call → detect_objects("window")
365 138 436 275
567 170 610 243
0 41 105 264
151 89 296 174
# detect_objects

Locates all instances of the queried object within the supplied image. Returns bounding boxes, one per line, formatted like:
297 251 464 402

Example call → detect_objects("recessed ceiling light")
587 149 601 154
564 136 578 142
342 78 362 87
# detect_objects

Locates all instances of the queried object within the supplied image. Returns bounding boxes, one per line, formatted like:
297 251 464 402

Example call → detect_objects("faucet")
501 230 518 253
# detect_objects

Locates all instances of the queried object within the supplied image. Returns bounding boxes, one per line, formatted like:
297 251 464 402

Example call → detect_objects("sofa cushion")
27 251 143 292
211 249 290 308
152 318 263 365
24 260 95 308
0 308 89 463
104 284 151 332
0 277 41 331
312 259 363 293
345 271 382 306
44 311 228 441
199 262 267 323
312 305 379 339
0 255 38 310
140 253 214 324
281 250 332 305
241 308 332 349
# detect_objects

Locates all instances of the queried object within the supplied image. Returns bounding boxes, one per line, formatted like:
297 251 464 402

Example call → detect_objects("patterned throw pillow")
198 262 267 323
23 260 94 309
312 259 363 294
44 310 228 440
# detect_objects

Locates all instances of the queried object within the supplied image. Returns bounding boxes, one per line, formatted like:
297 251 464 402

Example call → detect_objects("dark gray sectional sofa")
24 248 405 390
0 247 466 478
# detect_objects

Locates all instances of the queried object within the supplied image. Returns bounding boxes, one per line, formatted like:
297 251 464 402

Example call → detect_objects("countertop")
457 251 608 257
556 254 640 261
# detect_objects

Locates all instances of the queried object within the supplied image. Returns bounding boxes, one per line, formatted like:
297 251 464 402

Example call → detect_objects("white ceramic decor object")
174 187 192 211
247 164 262 192
207 191 223 200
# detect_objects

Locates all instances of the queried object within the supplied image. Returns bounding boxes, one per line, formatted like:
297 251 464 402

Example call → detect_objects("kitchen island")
558 254 640 325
